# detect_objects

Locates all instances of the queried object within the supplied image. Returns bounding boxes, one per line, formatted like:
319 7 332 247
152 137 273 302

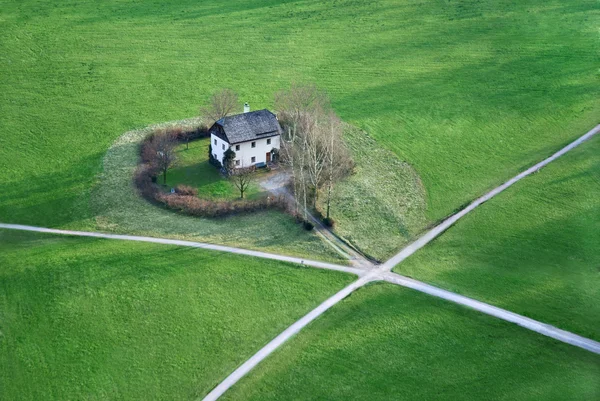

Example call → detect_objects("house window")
213 154 217 160
235 145 240 151
251 156 256 163
251 141 256 148
267 138 271 145
214 139 217 145
222 144 225 150
235 160 240 166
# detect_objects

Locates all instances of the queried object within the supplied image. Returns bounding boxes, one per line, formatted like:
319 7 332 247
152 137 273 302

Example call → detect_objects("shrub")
191 125 210 139
303 220 314 231
322 217 335 227
175 185 198 196
223 148 236 174
164 125 209 142
166 126 184 139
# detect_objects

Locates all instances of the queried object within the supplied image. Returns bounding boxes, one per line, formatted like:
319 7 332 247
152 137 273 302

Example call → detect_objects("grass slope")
397 135 600 341
224 284 600 401
0 229 354 400
1 0 598 229
321 126 427 260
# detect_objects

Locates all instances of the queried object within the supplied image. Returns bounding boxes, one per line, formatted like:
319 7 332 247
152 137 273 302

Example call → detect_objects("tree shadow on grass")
0 152 105 228
229 283 600 401
168 160 225 188
400 201 600 341
66 0 304 25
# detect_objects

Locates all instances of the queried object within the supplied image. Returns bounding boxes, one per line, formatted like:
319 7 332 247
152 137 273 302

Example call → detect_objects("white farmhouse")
209 107 281 168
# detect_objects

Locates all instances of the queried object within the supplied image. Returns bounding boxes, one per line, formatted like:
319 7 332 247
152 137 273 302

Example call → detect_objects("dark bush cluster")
322 217 335 227
166 125 209 142
134 165 160 201
174 185 198 196
303 220 314 231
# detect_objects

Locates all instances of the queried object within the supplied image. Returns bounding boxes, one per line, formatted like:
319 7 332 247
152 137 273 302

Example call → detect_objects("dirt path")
0 223 366 277
382 123 600 271
258 170 375 268
3 126 599 400
202 275 377 401
382 272 600 353
203 265 600 401
201 124 600 400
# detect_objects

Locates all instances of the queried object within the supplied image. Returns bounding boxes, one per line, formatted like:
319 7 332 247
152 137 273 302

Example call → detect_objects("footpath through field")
258 169 374 268
1 125 598 400
0 223 366 277
200 123 600 401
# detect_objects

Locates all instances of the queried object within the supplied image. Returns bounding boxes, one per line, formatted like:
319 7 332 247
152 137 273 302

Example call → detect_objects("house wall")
211 133 280 168
232 135 280 167
210 133 229 164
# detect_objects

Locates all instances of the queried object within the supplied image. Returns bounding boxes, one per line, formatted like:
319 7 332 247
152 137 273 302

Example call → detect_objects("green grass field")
224 283 600 401
1 1 599 398
320 125 427 261
0 229 354 400
396 135 600 341
1 0 597 232
166 138 265 200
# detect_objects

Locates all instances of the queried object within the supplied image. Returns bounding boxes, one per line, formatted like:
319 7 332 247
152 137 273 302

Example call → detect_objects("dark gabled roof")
212 109 281 144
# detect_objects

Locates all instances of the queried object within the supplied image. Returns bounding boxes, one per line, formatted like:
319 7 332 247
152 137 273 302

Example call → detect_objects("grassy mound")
0 229 354 400
91 121 344 263
397 135 600 341
320 126 427 260
224 284 600 401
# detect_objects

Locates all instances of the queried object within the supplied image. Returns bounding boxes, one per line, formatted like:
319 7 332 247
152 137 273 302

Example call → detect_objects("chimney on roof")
244 102 250 113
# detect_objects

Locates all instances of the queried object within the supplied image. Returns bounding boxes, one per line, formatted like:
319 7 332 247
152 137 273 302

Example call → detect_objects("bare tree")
230 165 255 199
275 83 329 129
281 112 314 219
323 114 347 220
304 114 328 208
276 84 352 220
143 130 178 185
200 89 239 125
298 132 309 220
281 125 301 216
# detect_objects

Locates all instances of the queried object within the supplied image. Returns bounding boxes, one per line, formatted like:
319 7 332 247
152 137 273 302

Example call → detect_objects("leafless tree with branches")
275 83 329 129
200 88 239 125
230 165 256 199
143 129 178 185
281 125 301 216
276 84 352 220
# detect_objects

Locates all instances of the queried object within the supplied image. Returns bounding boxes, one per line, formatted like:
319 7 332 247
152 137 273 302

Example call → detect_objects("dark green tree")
223 148 236 174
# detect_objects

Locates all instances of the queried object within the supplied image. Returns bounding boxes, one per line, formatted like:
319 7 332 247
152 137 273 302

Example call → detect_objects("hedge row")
134 128 292 218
